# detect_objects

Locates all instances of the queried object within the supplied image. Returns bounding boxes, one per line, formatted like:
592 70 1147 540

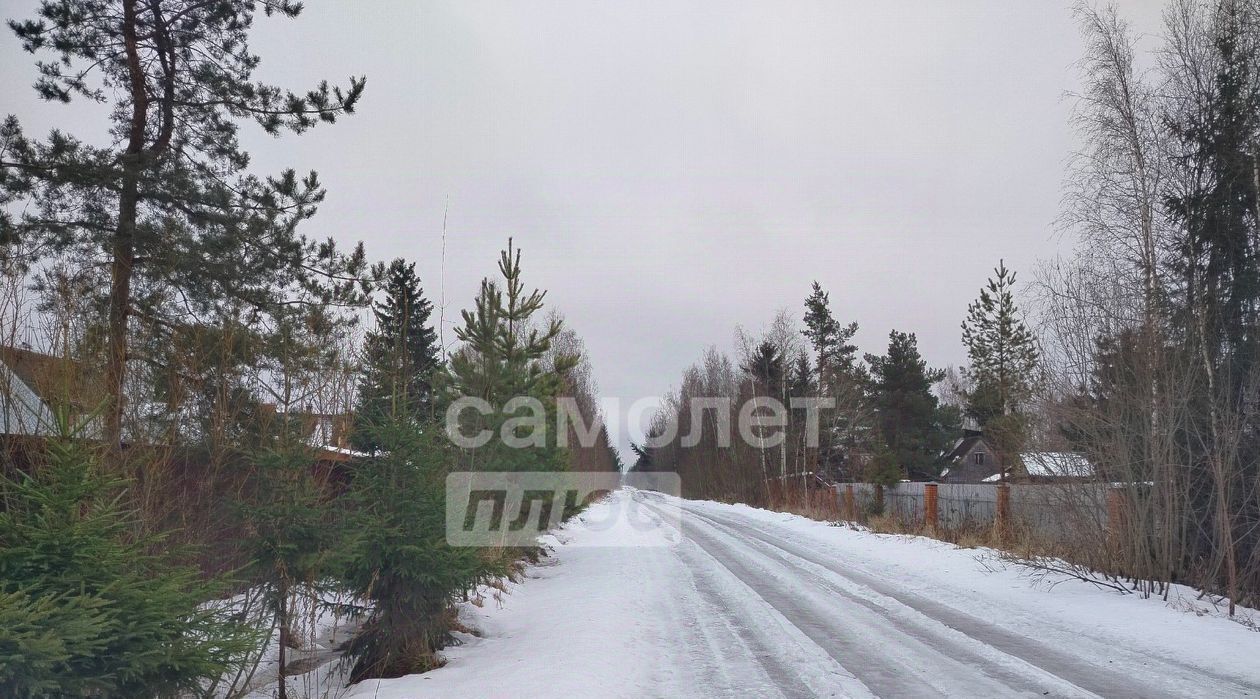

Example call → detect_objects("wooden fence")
835 481 1115 543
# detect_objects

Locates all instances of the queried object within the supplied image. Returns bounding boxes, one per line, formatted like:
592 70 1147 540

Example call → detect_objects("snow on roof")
321 445 370 458
1019 451 1094 479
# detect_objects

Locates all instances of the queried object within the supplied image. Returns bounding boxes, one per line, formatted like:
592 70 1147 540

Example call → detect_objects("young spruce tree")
339 423 502 681
353 258 439 452
238 434 337 699
0 431 253 697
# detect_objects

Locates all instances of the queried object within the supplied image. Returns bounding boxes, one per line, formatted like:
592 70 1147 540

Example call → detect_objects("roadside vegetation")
0 1 618 696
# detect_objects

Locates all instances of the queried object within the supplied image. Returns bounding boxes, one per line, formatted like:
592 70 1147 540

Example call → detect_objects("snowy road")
351 489 1260 698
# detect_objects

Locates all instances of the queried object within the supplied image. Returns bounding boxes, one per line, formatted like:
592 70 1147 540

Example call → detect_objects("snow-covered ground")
211 588 361 699
331 489 1259 698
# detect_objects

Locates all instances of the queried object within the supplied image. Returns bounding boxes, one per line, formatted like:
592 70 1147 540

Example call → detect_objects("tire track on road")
662 501 1084 697
672 498 1258 698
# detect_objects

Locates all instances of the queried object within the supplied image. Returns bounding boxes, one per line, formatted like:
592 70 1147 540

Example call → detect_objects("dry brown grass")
763 495 1083 567
861 512 1063 556
764 483 841 522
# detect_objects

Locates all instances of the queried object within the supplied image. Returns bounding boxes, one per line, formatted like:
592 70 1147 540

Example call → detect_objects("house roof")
979 452 1095 482
1020 451 1094 479
0 345 98 411
257 403 354 450
944 434 985 462
1 363 56 436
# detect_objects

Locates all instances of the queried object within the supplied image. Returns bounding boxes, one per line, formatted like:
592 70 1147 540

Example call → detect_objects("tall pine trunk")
106 0 148 454
106 166 138 453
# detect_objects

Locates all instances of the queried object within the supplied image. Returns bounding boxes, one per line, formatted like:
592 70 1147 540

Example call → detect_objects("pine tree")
0 0 368 450
802 281 859 374
151 317 263 450
866 331 954 480
960 260 1039 425
353 259 439 451
801 282 867 479
446 239 575 472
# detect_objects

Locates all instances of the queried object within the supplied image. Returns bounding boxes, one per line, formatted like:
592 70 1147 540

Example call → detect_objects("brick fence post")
844 484 856 521
924 483 938 532
995 483 1011 542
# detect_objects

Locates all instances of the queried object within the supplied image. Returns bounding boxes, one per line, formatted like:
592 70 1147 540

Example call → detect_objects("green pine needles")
960 260 1039 423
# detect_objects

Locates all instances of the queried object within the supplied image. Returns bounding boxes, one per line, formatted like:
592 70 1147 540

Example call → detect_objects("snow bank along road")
351 489 1260 698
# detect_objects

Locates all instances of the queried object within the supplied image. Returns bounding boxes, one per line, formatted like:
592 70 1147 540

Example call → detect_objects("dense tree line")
634 291 962 502
1037 0 1260 611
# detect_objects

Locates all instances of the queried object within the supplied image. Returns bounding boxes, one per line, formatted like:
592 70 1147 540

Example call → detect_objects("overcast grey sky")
1 0 1166 456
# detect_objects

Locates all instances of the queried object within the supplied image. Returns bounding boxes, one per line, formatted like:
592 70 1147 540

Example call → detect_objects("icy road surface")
350 489 1260 698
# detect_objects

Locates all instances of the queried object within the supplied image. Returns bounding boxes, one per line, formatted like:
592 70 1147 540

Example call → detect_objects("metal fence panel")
887 482 925 526
938 483 996 529
833 481 1111 544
